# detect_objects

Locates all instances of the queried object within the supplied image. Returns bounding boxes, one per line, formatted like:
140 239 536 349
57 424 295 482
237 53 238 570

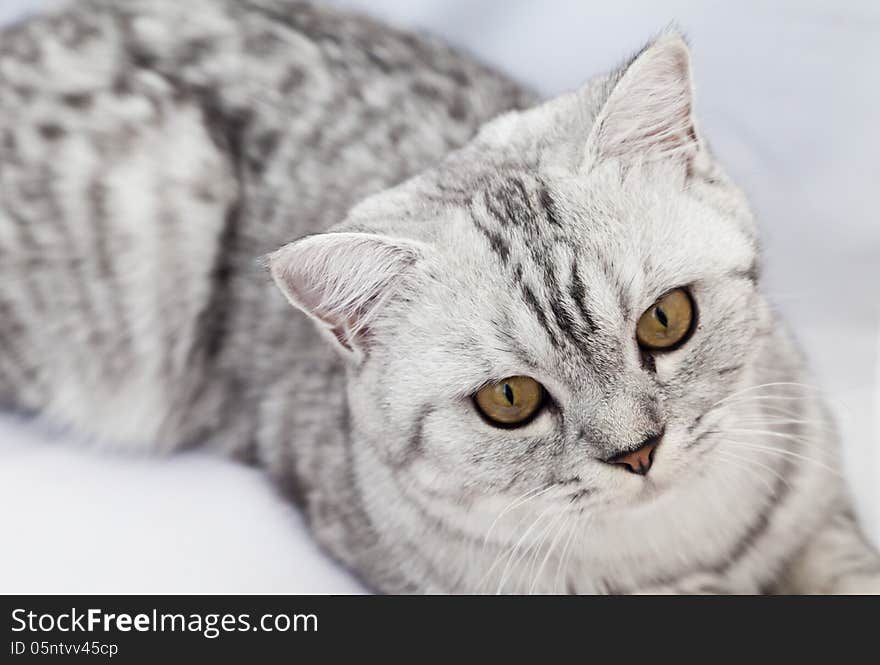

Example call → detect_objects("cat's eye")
474 376 545 427
636 288 695 351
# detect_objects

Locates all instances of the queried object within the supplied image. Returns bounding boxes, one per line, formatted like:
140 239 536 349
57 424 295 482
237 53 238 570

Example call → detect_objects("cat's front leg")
778 507 880 594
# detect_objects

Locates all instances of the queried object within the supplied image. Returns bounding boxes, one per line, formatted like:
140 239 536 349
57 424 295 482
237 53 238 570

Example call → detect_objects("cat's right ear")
267 232 422 360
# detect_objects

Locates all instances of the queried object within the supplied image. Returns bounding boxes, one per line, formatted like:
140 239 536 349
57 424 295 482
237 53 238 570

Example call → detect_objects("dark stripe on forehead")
542 263 590 349
519 279 561 349
569 258 597 333
539 185 563 229
600 256 631 320
475 177 601 352
483 176 534 229
504 177 534 227
470 209 510 264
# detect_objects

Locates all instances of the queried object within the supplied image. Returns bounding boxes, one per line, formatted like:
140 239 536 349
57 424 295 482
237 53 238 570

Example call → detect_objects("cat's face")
270 35 767 551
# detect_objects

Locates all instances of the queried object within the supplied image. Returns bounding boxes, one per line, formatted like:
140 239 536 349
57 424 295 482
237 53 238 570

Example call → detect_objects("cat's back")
0 0 532 451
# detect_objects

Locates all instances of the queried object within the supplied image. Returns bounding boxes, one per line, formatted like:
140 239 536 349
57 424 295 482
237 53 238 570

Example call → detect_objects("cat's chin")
578 477 670 512
624 479 668 506
605 461 695 509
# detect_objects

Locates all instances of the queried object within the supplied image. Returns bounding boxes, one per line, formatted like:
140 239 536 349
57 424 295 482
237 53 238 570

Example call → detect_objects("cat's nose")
603 433 662 476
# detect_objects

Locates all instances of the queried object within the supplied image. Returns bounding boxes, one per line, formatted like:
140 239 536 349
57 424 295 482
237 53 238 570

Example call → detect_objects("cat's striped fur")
1 0 878 593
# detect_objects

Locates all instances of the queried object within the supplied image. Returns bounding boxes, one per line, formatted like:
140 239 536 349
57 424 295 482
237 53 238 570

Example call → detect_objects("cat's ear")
268 232 422 359
584 33 703 170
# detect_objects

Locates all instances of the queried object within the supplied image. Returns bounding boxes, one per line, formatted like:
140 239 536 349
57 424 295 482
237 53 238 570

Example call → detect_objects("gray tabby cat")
1 0 878 594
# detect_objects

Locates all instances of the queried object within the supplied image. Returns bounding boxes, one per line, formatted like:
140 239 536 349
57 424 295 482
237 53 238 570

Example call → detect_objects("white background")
0 0 877 592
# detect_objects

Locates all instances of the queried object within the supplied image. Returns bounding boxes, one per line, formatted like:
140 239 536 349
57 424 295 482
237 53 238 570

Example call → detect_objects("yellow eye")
474 376 545 427
636 288 695 350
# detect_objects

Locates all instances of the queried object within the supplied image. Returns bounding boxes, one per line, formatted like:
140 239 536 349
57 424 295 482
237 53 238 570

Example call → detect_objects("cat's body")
1 0 878 593
0 0 527 452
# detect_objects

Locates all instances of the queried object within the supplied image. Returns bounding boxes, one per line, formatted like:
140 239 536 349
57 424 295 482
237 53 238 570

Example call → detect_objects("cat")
1 0 878 594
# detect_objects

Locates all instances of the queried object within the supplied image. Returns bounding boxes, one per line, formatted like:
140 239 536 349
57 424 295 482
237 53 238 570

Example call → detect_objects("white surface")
0 416 362 593
0 1 877 592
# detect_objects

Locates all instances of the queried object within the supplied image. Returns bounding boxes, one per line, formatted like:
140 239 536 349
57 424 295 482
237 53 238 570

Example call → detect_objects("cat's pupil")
655 306 669 328
502 383 515 405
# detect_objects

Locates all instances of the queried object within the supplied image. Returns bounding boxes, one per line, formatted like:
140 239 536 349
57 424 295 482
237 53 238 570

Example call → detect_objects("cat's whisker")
713 395 812 410
526 505 568 585
529 510 572 594
530 511 575 595
476 485 557 592
714 426 837 446
736 413 830 428
712 386 851 418
481 484 554 553
714 453 774 496
731 417 835 431
716 427 833 453
692 395 811 434
495 502 559 594
719 440 843 477
555 514 582 594
750 402 808 416
711 382 822 409
516 506 558 588
506 507 573 594
735 403 821 420
715 449 789 493
483 507 546 592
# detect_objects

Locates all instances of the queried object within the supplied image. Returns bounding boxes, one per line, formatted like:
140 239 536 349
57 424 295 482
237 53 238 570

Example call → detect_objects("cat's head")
269 34 766 559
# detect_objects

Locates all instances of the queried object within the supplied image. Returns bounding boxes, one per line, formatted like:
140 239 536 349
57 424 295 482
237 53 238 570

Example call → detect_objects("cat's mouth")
560 472 663 509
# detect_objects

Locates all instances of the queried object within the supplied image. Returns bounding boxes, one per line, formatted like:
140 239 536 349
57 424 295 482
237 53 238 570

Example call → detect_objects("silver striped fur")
1 0 877 593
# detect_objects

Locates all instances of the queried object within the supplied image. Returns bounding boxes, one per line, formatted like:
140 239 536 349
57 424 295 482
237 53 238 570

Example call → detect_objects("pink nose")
606 437 660 476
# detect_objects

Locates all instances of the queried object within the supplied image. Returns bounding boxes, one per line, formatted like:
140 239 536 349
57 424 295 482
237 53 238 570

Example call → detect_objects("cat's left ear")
584 33 705 172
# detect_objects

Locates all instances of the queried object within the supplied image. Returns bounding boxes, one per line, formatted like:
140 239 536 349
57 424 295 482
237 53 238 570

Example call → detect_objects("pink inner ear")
279 266 368 344
329 315 371 353
588 35 700 164
329 325 352 352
